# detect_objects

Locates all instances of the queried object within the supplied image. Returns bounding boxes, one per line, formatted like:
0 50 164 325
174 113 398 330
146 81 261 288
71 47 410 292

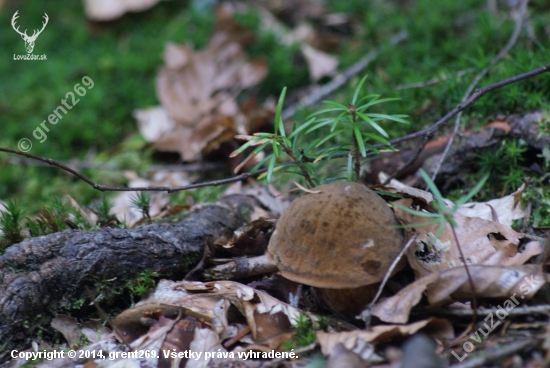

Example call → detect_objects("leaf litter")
32 173 548 367
135 5 269 162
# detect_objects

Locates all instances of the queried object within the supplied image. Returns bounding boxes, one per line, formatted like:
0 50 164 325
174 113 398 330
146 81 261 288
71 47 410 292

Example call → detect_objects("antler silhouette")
31 13 49 39
11 11 27 38
11 11 49 53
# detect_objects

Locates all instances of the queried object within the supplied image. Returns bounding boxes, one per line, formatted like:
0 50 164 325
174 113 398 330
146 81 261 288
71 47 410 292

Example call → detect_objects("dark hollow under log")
0 195 257 361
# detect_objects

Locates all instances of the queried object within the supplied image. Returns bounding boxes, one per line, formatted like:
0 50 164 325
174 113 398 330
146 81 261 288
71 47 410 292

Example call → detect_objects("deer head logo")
11 11 49 54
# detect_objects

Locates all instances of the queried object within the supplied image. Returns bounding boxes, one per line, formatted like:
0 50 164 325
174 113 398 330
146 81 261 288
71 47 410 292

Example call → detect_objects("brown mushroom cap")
267 182 405 289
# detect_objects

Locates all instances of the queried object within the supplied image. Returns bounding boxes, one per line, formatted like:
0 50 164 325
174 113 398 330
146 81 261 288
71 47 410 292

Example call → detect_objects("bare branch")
281 31 408 121
429 0 529 184
387 62 550 147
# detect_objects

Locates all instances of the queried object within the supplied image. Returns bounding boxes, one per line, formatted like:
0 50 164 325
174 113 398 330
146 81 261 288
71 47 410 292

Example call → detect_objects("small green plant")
130 192 152 222
0 200 25 248
475 139 527 194
282 312 318 350
126 270 160 299
92 195 117 227
231 76 408 187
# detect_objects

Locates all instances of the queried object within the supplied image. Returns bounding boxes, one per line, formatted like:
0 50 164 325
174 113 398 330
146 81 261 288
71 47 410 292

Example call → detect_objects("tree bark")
0 195 256 361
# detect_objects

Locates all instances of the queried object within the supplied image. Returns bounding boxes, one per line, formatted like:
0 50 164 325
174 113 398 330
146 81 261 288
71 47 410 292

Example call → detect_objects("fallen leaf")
326 343 368 368
158 316 203 368
186 328 226 368
372 265 548 323
51 315 85 349
115 279 318 349
393 198 542 277
455 183 527 226
109 171 190 226
223 182 290 217
148 6 268 162
301 43 339 81
317 318 453 356
254 3 339 82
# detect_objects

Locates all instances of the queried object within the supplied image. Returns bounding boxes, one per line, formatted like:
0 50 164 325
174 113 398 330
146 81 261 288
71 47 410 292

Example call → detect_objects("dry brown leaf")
186 328 227 368
377 174 527 224
223 182 290 217
159 316 203 368
116 279 317 349
317 318 453 356
51 315 85 348
80 320 112 344
301 43 339 81
84 0 162 21
150 7 268 161
135 5 270 162
372 265 548 323
326 343 369 368
393 198 542 278
455 183 526 226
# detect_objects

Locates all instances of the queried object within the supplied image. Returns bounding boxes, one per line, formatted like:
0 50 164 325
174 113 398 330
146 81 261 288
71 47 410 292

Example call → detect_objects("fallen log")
0 195 256 361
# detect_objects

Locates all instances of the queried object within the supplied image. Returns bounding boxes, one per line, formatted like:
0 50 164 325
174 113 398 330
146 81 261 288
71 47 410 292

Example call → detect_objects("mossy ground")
1 0 549 230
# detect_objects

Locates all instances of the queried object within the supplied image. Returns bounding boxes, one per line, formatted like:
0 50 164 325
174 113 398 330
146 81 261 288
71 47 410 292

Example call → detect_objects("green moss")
1 0 549 229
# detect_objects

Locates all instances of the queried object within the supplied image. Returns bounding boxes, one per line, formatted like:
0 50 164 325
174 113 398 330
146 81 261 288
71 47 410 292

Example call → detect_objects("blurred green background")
0 0 549 217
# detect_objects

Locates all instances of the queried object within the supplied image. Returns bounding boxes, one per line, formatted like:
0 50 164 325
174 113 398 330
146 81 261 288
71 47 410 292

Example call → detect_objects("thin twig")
450 225 478 322
395 68 477 90
429 0 529 184
387 62 550 148
6 157 225 172
1 64 549 194
0 147 274 193
382 133 431 185
349 104 361 182
362 233 417 328
279 143 315 188
281 31 408 121
429 304 550 318
449 337 538 368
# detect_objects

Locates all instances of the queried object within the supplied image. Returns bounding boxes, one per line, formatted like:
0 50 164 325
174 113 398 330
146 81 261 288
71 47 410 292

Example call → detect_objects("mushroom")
266 181 405 318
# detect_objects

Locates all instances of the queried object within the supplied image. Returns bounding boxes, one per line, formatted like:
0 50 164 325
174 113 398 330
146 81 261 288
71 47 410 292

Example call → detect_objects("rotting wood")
0 195 257 362
202 254 278 280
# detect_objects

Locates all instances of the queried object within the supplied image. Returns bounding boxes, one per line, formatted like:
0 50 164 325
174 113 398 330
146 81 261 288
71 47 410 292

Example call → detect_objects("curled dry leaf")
372 265 548 323
122 315 178 366
84 0 162 21
114 279 316 350
393 198 542 278
159 316 204 368
51 315 88 348
144 6 268 162
327 343 370 368
186 328 227 368
376 174 527 224
214 218 275 257
455 183 527 226
317 318 453 356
